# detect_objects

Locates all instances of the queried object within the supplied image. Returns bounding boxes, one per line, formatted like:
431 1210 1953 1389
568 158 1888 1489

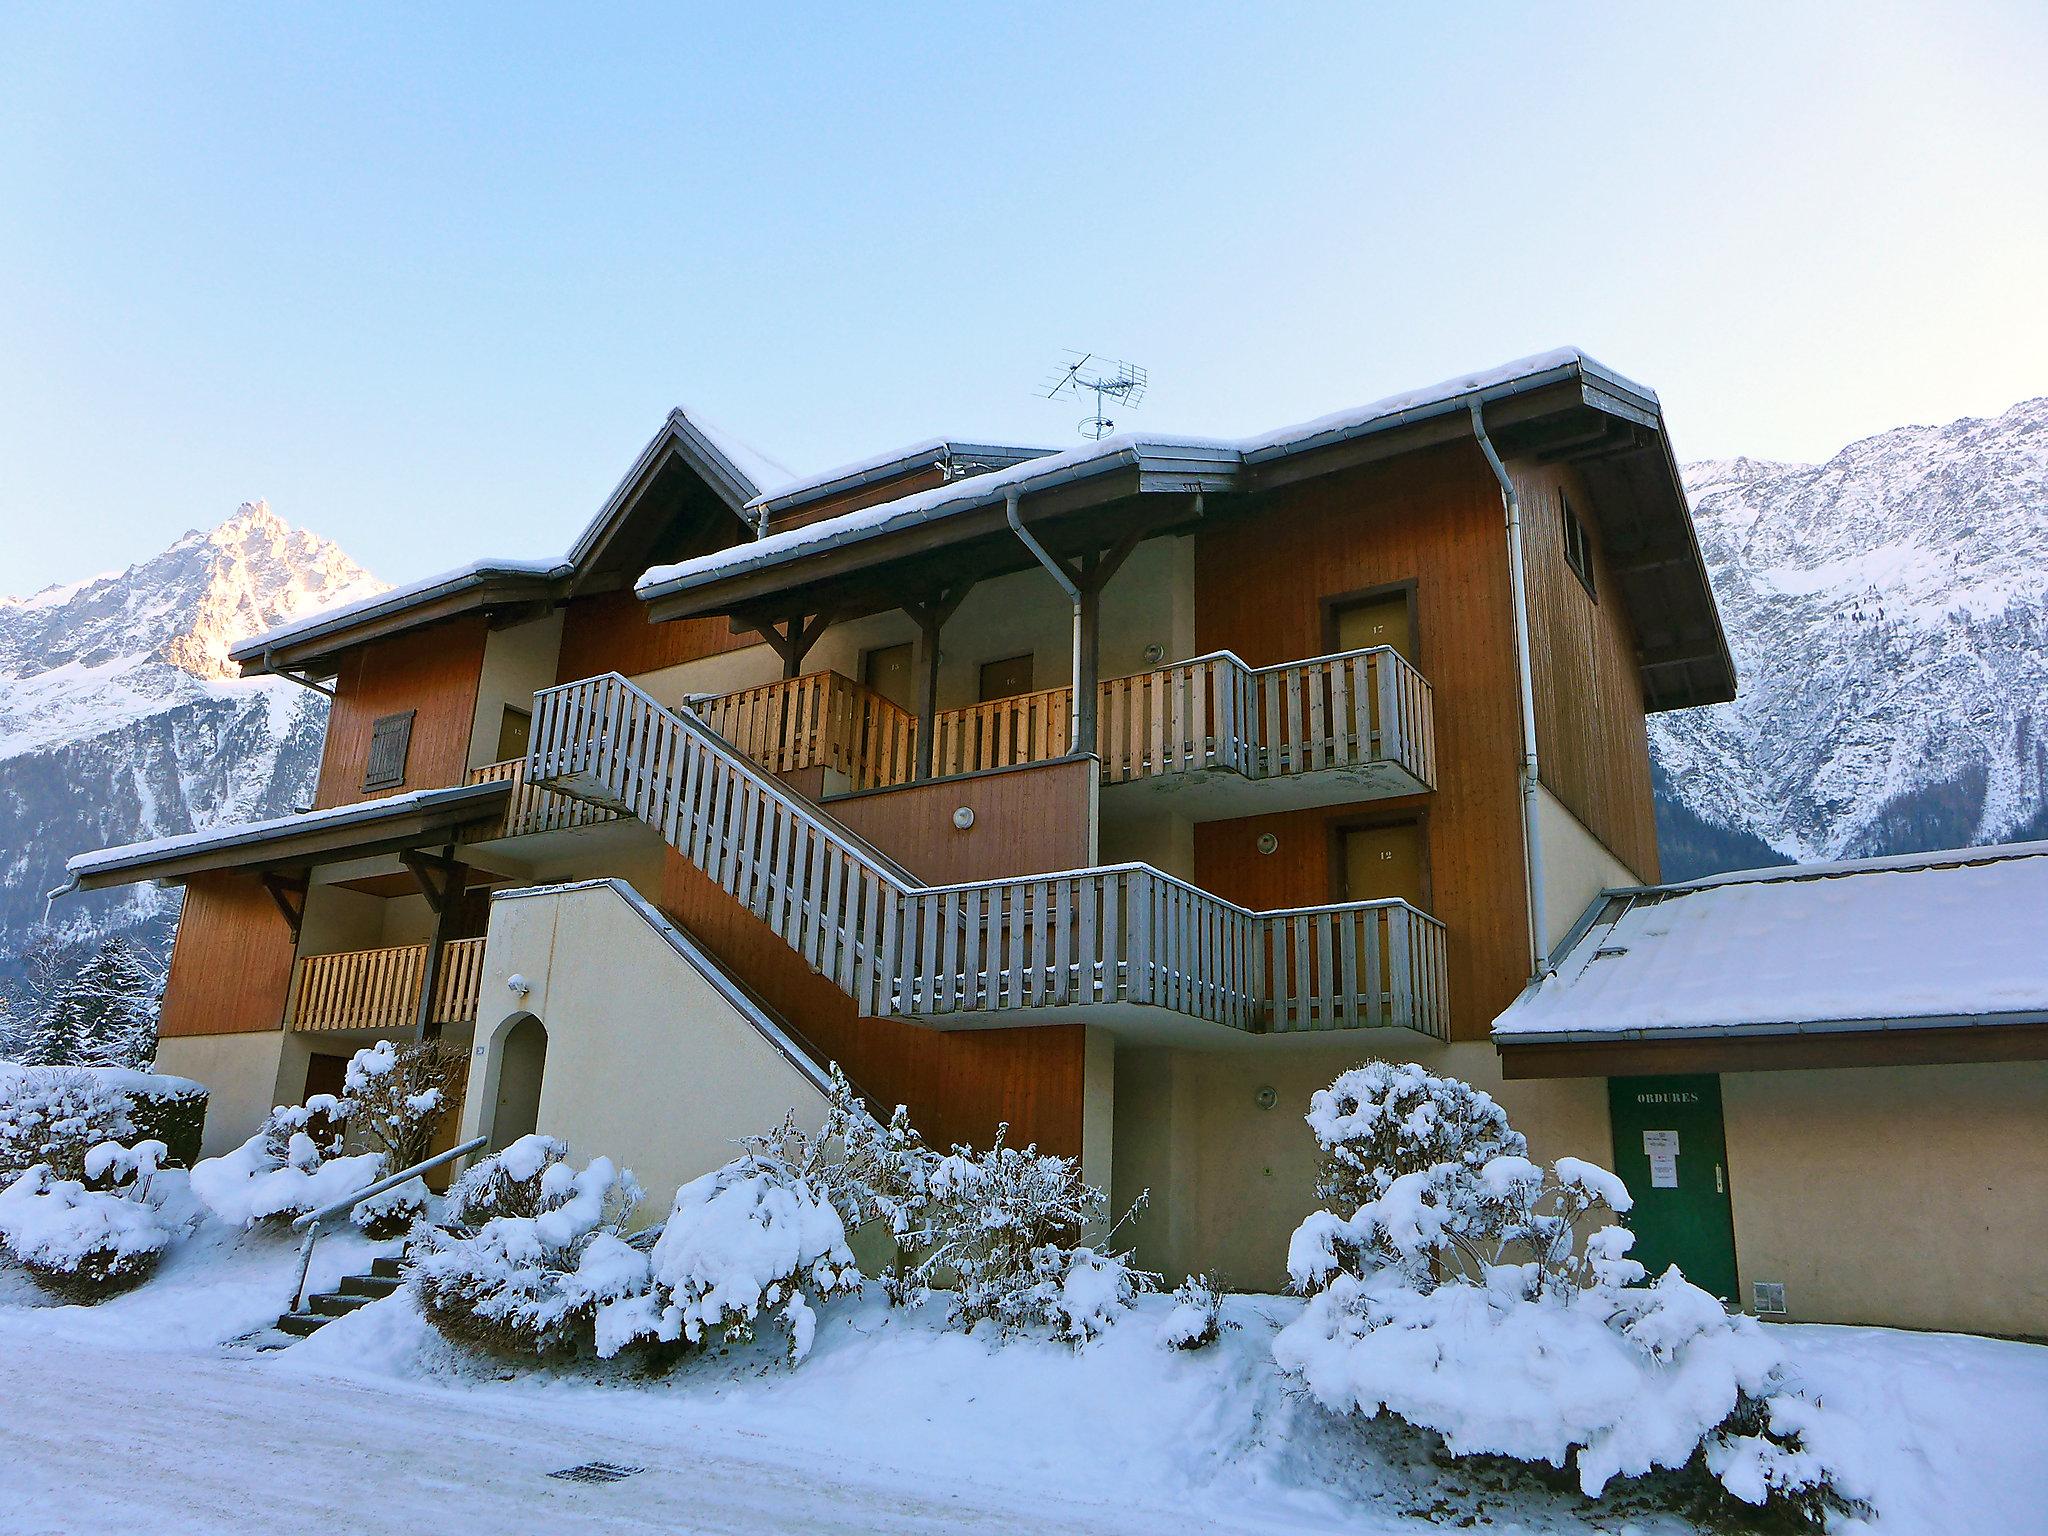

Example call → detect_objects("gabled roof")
1494 841 2048 1046
635 348 1736 710
233 407 786 678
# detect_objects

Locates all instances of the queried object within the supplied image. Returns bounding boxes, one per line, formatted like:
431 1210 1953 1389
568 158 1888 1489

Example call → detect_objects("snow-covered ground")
1 1209 2044 1536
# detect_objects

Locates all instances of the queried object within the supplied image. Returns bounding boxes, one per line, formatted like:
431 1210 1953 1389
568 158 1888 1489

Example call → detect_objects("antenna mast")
1042 351 1149 440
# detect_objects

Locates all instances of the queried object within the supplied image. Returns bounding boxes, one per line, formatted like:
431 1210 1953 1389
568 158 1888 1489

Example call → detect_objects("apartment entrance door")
1606 1075 1739 1301
861 642 917 713
1331 589 1415 663
1341 819 1427 908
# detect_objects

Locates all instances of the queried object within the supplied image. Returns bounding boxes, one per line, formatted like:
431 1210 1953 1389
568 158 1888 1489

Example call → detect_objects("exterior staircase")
527 672 1450 1039
274 1254 404 1338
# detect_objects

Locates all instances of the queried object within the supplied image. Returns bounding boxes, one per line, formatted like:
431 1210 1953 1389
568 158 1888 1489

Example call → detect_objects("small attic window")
363 710 416 791
1561 493 1597 600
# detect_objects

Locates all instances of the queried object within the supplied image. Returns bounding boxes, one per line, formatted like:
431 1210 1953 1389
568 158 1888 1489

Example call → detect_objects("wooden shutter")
362 710 416 791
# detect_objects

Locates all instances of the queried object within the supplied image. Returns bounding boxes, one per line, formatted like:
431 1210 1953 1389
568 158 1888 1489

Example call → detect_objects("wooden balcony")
465 757 620 838
288 937 486 1033
701 646 1435 808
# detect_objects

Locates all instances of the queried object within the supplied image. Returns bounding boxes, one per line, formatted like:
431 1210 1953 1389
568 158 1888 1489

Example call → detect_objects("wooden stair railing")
528 671 1447 1039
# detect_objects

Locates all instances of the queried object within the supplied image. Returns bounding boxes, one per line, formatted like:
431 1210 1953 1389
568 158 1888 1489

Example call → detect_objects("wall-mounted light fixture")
1255 1086 1278 1110
506 973 532 998
1256 833 1279 855
952 806 976 830
1142 642 1166 666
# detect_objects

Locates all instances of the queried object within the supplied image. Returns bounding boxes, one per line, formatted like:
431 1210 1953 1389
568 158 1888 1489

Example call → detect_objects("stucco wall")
1111 1035 1609 1288
1535 783 1645 954
1724 1060 2048 1337
463 879 833 1217
466 607 564 770
153 1030 288 1158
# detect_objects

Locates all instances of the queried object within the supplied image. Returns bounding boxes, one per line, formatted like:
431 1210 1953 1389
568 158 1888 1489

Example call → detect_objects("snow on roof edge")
744 439 1058 514
229 557 565 664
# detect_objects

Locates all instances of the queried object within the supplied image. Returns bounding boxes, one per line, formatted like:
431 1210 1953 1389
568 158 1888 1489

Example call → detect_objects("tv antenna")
1043 352 1148 440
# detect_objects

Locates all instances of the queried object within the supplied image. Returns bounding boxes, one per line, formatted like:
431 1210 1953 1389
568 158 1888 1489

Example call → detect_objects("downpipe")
1470 402 1549 977
1005 489 1085 749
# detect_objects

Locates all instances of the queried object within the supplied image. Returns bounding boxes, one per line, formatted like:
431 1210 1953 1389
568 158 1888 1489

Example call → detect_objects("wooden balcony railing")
530 671 1450 1040
695 670 916 792
701 647 1436 795
466 757 620 838
288 937 487 1033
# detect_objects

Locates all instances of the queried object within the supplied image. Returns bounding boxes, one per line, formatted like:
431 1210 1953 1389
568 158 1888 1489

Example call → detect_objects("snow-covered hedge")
0 1162 171 1299
189 1096 380 1230
1274 1060 1858 1526
351 1176 430 1240
0 1061 207 1179
411 1136 648 1359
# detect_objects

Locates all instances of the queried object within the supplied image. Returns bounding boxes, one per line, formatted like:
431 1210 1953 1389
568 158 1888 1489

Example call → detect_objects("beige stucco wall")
1535 783 1644 954
461 879 833 1218
1112 1034 1610 1288
467 607 565 770
1724 1060 2048 1337
154 1030 289 1158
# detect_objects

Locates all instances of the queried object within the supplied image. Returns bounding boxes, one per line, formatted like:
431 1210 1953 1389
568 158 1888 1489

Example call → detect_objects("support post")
903 586 971 781
1073 583 1100 757
401 846 467 1041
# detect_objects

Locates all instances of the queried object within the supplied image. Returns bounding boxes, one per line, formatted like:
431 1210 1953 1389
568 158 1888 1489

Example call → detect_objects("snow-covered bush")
0 1162 171 1299
1159 1273 1229 1351
344 1039 462 1169
351 1176 429 1240
189 1095 379 1230
616 1151 861 1363
900 1125 1154 1343
1274 1061 1856 1524
411 1136 647 1359
0 1064 134 1182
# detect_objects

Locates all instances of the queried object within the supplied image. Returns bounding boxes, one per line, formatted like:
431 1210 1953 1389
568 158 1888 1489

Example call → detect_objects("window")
362 710 416 791
978 653 1035 703
1561 493 1597 600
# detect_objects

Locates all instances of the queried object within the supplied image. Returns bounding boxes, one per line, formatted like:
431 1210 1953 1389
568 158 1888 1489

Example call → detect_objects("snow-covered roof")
235 406 791 671
64 781 511 888
637 347 1638 604
1493 842 2048 1043
745 439 1055 517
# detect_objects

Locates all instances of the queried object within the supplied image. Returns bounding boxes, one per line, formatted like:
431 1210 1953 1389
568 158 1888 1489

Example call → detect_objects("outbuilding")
1493 841 2048 1338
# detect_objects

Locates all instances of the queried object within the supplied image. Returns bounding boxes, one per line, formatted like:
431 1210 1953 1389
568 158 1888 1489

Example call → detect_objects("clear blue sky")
3 2 2044 595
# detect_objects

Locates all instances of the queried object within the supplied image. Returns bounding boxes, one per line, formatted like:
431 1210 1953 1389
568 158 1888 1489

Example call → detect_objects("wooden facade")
1193 443 1530 1042
1513 459 1661 881
315 617 488 809
158 873 298 1038
828 757 1095 885
554 588 755 685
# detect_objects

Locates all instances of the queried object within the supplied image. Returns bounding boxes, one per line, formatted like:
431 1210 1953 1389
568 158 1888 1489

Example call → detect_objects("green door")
1606 1075 1739 1301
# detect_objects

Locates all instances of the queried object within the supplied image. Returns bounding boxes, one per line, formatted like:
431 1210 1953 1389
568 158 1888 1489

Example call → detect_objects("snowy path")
0 1330 1277 1536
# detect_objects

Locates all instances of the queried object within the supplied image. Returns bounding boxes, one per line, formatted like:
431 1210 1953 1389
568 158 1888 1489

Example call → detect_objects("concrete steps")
273 1255 406 1339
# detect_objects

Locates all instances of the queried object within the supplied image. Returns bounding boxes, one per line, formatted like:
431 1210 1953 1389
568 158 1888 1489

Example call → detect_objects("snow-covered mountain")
0 504 383 977
1653 397 2048 879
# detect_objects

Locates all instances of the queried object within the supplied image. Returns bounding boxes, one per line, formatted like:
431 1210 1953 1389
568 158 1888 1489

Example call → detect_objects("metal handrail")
289 1135 486 1312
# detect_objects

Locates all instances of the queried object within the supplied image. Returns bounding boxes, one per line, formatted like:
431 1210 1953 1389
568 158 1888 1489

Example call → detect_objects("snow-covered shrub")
188 1095 379 1230
343 1039 463 1169
351 1176 429 1240
615 1151 861 1363
1275 1062 1856 1524
83 1137 167 1194
900 1125 1154 1342
0 1162 171 1300
0 1064 134 1182
411 1136 646 1359
1159 1273 1229 1351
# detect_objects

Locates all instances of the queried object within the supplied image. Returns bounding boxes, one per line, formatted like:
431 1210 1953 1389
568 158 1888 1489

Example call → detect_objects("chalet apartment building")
67 349 2044 1336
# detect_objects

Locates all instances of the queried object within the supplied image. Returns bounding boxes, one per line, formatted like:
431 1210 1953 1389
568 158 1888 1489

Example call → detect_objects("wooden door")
302 1052 350 1103
495 705 532 762
862 642 916 712
1333 590 1415 662
1342 820 1427 908
978 653 1035 702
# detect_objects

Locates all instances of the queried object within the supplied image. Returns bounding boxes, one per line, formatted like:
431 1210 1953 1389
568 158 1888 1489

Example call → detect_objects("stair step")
275 1311 330 1337
337 1273 402 1299
311 1291 373 1318
369 1256 404 1280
